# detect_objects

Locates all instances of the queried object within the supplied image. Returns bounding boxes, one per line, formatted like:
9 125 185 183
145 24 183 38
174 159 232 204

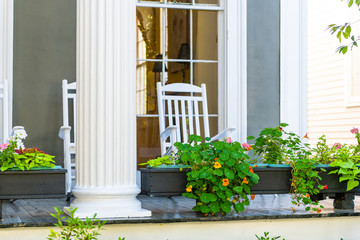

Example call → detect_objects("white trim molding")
0 0 13 141
280 0 307 136
225 0 247 143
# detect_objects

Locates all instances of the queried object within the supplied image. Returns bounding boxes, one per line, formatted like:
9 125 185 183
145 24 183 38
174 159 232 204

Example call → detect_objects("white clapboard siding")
308 0 360 146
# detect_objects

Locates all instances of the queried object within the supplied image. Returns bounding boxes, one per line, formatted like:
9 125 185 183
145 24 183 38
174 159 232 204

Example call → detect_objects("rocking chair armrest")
210 128 236 142
58 126 72 140
160 126 178 141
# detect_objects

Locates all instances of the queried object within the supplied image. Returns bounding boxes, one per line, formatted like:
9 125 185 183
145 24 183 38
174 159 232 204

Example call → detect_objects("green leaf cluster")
176 135 259 215
0 143 55 171
48 207 112 240
138 155 174 167
251 123 310 165
255 232 285 240
327 0 360 54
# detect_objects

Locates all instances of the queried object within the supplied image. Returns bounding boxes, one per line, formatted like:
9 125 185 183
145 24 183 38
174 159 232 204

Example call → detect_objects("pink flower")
351 127 359 134
323 185 328 190
0 143 9 151
334 143 342 149
226 137 232 143
242 142 252 151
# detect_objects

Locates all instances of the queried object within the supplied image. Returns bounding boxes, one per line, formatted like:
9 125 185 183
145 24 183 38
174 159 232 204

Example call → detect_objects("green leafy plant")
0 130 56 171
290 156 325 212
48 207 107 240
250 123 310 165
251 124 324 212
255 232 285 240
175 135 259 215
0 142 55 171
138 155 174 167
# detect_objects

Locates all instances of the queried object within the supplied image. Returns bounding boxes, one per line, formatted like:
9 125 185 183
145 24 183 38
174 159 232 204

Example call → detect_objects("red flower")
323 185 328 190
316 208 321 213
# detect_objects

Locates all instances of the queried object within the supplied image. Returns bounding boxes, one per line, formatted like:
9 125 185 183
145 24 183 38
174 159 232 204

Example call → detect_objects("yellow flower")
186 185 192 192
214 162 221 169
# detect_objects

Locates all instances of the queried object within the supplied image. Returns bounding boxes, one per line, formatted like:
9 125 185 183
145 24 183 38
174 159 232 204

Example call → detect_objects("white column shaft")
72 0 150 218
0 0 13 142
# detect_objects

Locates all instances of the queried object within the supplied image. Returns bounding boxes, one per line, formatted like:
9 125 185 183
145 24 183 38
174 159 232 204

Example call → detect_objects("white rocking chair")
58 79 76 200
157 82 235 156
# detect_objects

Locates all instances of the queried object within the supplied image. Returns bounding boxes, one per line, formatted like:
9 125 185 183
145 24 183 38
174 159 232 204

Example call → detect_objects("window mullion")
190 9 193 85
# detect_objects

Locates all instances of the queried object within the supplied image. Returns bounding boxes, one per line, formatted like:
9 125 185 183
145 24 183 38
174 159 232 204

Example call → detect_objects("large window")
136 0 224 166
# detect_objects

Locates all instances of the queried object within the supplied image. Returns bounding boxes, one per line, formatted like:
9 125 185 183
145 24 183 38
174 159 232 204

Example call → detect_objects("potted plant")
0 129 66 219
139 155 190 196
175 135 259 215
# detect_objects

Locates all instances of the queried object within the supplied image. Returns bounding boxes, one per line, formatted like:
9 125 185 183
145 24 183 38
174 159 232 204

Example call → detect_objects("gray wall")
247 0 280 138
13 0 76 164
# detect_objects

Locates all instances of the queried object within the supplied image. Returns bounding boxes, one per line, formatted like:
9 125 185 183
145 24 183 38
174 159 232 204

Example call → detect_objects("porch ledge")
1 194 360 228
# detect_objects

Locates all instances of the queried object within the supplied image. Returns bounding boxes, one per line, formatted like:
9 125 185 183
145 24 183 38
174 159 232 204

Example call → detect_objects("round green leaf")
225 189 233 198
216 190 226 199
214 169 223 176
220 202 232 213
200 205 211 213
209 202 220 213
224 168 235 180
233 186 243 193
225 158 235 167
235 203 244 212
219 152 229 161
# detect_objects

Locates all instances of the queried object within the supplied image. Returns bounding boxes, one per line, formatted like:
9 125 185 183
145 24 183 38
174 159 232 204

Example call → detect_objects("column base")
67 186 151 218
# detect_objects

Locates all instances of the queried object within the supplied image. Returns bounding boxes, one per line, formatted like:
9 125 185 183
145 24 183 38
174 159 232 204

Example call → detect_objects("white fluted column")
70 0 151 218
0 0 13 142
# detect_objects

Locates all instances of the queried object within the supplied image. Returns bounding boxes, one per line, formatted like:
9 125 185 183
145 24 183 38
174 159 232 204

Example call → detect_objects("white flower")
15 129 27 140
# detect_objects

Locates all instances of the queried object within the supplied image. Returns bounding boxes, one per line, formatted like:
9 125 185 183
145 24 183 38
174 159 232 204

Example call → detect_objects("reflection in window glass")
193 10 218 60
195 0 219 4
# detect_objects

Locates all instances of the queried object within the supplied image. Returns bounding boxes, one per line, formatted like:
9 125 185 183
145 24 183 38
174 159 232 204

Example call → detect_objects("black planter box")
140 168 189 197
251 167 292 194
0 168 66 198
140 166 360 197
317 167 360 193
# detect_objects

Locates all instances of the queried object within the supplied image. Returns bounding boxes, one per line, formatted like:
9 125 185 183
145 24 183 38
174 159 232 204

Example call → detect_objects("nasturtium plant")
175 135 259 215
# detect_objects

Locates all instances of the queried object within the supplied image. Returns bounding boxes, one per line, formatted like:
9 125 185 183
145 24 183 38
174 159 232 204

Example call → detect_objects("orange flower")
242 177 249 184
186 185 192 192
251 194 256 200
214 162 221 169
249 166 254 174
202 188 206 191
304 133 309 139
291 207 296 213
253 165 258 168
214 158 219 162
305 194 310 198
316 208 321 213
222 178 229 186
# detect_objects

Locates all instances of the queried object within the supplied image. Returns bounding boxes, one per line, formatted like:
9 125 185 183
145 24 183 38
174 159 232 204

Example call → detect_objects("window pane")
167 61 190 84
167 0 192 4
136 60 161 115
193 62 218 115
137 117 161 169
195 0 219 4
139 0 164 2
193 10 218 60
167 9 191 60
136 7 162 59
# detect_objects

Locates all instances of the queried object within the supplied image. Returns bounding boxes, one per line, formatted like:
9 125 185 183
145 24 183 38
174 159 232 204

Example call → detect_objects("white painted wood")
72 0 150 218
58 79 76 196
307 0 360 146
0 79 9 143
225 0 247 143
157 82 235 156
280 0 307 136
0 0 13 143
